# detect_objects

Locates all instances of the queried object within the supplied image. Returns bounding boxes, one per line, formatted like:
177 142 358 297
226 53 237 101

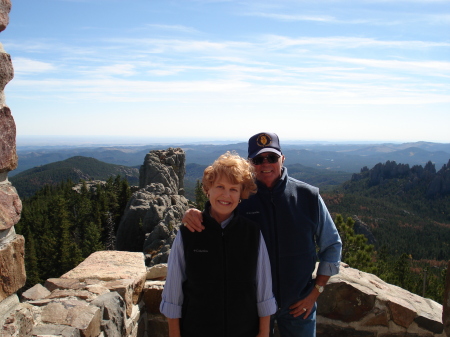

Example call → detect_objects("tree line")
15 176 131 290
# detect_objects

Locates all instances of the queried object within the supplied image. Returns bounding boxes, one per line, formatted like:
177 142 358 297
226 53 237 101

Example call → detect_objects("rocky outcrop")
316 263 444 336
116 148 189 265
350 159 450 199
353 215 376 245
139 148 185 195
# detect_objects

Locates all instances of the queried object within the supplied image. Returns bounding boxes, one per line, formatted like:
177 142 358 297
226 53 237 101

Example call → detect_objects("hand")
182 208 204 232
288 291 319 319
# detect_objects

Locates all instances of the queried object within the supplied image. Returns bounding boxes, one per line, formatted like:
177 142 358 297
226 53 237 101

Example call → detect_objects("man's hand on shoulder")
182 208 204 232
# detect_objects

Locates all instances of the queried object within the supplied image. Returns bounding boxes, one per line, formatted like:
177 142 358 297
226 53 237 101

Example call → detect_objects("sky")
2 0 450 144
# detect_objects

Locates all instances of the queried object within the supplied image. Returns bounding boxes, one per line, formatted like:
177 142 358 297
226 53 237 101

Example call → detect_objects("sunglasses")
251 154 280 165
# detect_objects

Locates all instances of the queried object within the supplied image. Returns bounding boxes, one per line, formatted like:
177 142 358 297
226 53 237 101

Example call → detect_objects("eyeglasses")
251 154 280 165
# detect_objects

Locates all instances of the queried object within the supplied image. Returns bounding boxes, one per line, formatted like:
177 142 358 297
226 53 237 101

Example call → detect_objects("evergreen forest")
15 176 131 290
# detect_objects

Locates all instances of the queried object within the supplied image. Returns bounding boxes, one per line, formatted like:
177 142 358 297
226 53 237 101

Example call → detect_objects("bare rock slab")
61 251 146 317
0 234 26 301
0 181 22 230
0 0 11 32
317 263 444 335
21 283 51 302
0 106 17 174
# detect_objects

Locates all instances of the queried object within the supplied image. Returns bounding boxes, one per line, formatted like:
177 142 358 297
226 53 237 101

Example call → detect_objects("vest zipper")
222 228 227 337
270 191 281 309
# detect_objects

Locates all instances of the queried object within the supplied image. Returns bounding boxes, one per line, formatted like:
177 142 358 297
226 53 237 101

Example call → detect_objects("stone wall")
3 255 447 337
0 0 28 335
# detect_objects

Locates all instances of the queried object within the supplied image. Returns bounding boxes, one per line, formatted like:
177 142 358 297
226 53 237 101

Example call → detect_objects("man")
182 132 342 337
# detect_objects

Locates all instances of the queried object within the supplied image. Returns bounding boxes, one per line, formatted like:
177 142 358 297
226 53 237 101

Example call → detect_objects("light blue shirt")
160 214 277 319
316 195 342 276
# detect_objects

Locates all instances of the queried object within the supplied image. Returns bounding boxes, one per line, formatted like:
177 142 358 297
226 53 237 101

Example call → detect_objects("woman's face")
207 176 242 223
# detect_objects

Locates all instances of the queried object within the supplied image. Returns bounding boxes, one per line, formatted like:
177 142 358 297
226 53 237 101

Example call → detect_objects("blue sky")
2 0 450 144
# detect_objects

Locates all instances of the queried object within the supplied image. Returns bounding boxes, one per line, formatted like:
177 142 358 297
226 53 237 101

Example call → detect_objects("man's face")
251 152 284 189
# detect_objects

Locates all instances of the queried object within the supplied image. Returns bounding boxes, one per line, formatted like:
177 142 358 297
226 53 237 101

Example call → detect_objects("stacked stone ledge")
0 0 28 335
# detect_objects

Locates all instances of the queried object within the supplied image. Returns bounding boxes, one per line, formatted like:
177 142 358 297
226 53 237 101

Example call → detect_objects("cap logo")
256 133 272 147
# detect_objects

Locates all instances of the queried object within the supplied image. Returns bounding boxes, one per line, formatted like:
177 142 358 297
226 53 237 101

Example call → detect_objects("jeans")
270 303 317 337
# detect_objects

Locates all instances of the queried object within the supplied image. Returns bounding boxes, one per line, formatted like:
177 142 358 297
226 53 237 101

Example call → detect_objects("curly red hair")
202 151 257 199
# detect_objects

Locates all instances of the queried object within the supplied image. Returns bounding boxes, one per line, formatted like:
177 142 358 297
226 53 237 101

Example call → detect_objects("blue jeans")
270 303 317 337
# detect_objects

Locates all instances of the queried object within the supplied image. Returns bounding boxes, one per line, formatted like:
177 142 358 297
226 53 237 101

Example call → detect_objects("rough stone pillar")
444 261 450 337
0 1 28 333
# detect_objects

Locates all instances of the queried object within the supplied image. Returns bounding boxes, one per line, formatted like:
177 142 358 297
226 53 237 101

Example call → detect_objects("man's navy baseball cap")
248 132 283 159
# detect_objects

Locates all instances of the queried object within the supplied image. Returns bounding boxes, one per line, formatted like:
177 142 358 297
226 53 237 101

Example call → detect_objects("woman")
160 151 276 337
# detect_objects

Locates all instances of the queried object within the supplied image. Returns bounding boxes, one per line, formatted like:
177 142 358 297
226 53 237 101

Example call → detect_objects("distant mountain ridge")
12 141 450 177
324 159 450 261
10 156 139 198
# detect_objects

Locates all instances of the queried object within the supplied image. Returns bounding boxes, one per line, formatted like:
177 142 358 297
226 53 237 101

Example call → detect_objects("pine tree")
334 214 375 273
195 180 208 211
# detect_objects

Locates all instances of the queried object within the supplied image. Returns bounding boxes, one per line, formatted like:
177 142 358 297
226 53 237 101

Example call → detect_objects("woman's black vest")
180 205 260 337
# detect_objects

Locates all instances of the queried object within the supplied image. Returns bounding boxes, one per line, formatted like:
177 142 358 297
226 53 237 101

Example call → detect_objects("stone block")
0 106 17 174
91 292 126 337
44 278 87 292
46 289 95 301
32 324 81 337
61 251 147 311
0 234 26 301
386 297 416 328
414 314 444 334
0 0 11 32
0 302 34 337
41 300 101 337
0 51 13 92
0 182 21 230
317 282 376 322
146 263 167 280
125 302 145 337
362 309 389 327
21 283 51 301
103 279 134 318
142 281 164 314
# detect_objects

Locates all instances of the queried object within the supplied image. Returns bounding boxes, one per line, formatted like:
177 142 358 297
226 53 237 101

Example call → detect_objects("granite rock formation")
0 2 28 335
116 148 189 264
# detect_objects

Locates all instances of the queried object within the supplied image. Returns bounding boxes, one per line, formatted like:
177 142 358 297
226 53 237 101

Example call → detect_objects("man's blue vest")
180 204 260 337
239 168 319 310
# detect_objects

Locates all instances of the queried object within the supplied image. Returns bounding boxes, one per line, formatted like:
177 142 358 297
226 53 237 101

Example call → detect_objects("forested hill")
10 156 139 198
323 159 450 261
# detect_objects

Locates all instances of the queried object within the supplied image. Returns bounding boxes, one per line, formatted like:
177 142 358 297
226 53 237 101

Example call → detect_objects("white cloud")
143 24 199 34
262 35 450 50
11 57 56 74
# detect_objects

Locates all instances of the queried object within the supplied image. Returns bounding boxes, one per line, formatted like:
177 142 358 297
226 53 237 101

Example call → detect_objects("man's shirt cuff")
257 296 277 317
317 261 340 277
159 299 182 319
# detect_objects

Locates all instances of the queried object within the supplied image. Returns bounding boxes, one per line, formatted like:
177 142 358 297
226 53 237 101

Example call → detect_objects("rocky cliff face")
116 148 189 265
